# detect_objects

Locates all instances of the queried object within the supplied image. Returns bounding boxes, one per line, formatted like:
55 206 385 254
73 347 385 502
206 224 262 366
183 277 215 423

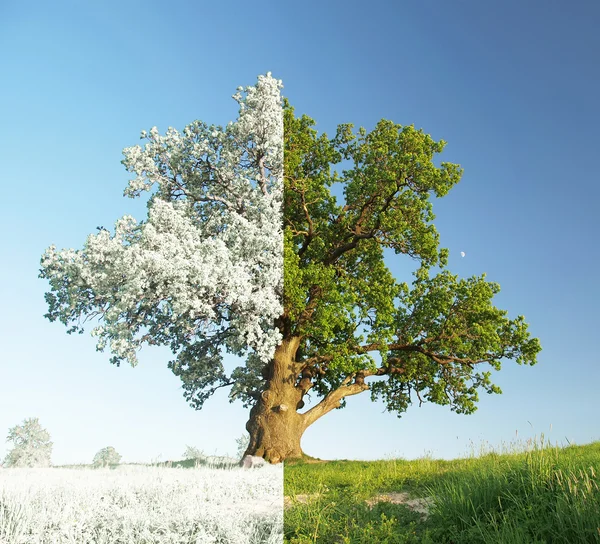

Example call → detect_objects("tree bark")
243 336 371 463
244 337 307 464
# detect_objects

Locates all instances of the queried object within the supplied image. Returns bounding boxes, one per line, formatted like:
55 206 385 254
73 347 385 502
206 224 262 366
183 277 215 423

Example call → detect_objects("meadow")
284 437 600 543
0 461 283 544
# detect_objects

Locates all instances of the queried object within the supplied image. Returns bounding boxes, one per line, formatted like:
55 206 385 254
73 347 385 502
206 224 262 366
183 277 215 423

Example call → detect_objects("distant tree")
92 446 122 467
182 445 205 461
3 418 53 468
235 432 250 459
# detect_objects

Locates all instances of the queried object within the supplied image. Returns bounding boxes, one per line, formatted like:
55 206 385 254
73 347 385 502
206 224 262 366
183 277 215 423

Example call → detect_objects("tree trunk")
243 336 371 463
244 337 307 464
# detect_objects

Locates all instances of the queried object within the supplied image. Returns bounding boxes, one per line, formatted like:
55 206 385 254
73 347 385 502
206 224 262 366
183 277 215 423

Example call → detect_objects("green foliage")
282 100 541 417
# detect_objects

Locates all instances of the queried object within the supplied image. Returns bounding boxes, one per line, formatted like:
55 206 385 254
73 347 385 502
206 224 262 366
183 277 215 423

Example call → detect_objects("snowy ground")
0 464 283 543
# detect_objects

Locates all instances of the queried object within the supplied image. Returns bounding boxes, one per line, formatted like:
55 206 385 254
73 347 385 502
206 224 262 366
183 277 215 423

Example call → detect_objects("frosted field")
0 464 283 544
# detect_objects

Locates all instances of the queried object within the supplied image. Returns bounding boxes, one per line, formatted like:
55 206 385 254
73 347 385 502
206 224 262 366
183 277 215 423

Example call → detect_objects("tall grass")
284 437 600 543
428 436 600 543
0 464 283 544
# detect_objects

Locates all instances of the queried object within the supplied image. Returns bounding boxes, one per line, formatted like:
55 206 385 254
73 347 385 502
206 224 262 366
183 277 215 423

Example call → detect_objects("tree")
235 432 250 459
92 446 122 467
3 418 53 467
182 445 205 461
246 101 541 462
40 75 541 465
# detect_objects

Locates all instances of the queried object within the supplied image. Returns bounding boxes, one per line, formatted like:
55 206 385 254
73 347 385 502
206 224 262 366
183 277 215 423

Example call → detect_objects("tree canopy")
39 75 541 462
281 100 541 423
40 74 284 409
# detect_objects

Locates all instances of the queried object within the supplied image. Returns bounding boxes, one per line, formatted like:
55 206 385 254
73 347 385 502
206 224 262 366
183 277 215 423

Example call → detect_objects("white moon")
460 251 466 258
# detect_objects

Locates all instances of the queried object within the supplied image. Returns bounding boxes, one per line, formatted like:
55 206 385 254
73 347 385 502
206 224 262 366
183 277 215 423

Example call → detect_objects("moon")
460 251 465 258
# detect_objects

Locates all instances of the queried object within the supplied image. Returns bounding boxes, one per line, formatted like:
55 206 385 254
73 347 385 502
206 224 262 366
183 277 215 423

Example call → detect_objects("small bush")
182 445 205 462
236 433 250 459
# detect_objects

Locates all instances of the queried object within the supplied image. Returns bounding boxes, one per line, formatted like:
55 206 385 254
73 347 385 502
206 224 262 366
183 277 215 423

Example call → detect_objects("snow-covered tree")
41 73 283 413
92 446 122 467
182 445 204 461
3 418 53 468
235 432 250 459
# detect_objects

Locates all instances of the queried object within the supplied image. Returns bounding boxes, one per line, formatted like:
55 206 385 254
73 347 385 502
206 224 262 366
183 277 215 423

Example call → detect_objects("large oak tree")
255 101 541 462
40 75 540 464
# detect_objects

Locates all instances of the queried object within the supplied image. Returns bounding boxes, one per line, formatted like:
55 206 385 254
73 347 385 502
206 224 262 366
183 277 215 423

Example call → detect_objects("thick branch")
324 178 400 265
295 285 323 330
258 154 269 196
298 187 315 258
301 376 369 428
301 342 496 369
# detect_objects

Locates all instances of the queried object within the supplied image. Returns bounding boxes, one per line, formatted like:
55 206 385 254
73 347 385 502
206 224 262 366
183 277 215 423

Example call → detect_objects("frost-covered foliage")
3 418 53 468
0 465 283 543
182 444 204 460
40 74 284 410
181 446 239 468
92 446 122 467
236 432 250 459
200 455 239 469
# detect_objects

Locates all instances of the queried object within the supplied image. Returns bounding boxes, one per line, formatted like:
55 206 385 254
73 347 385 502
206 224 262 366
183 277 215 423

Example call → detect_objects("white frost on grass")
0 464 283 543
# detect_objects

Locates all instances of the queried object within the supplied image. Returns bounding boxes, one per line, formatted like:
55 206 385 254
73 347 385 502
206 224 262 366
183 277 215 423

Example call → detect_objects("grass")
283 436 600 543
0 462 283 543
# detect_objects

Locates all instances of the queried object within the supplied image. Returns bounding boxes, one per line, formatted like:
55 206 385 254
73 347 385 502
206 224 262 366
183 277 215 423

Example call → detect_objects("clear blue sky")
1 0 598 465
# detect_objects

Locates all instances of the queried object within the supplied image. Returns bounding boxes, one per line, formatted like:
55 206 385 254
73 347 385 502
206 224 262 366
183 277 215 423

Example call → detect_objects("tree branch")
301 341 497 370
258 154 269 196
301 378 369 428
324 182 399 265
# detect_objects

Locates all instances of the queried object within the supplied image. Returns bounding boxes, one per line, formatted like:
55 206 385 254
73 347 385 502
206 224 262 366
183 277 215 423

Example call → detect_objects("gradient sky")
1 0 598 465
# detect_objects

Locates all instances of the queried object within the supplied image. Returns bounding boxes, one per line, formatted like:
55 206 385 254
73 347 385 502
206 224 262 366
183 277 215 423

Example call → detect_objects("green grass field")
284 437 600 543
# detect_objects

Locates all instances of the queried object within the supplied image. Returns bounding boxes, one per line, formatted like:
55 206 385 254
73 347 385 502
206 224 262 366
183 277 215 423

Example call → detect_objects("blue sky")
1 0 598 465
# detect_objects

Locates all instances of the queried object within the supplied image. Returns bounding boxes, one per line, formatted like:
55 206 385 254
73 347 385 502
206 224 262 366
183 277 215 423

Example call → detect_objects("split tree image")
40 75 540 464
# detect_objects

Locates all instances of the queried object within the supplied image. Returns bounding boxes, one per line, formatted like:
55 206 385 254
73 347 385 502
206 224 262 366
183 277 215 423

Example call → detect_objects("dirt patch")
284 491 433 518
365 492 434 519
